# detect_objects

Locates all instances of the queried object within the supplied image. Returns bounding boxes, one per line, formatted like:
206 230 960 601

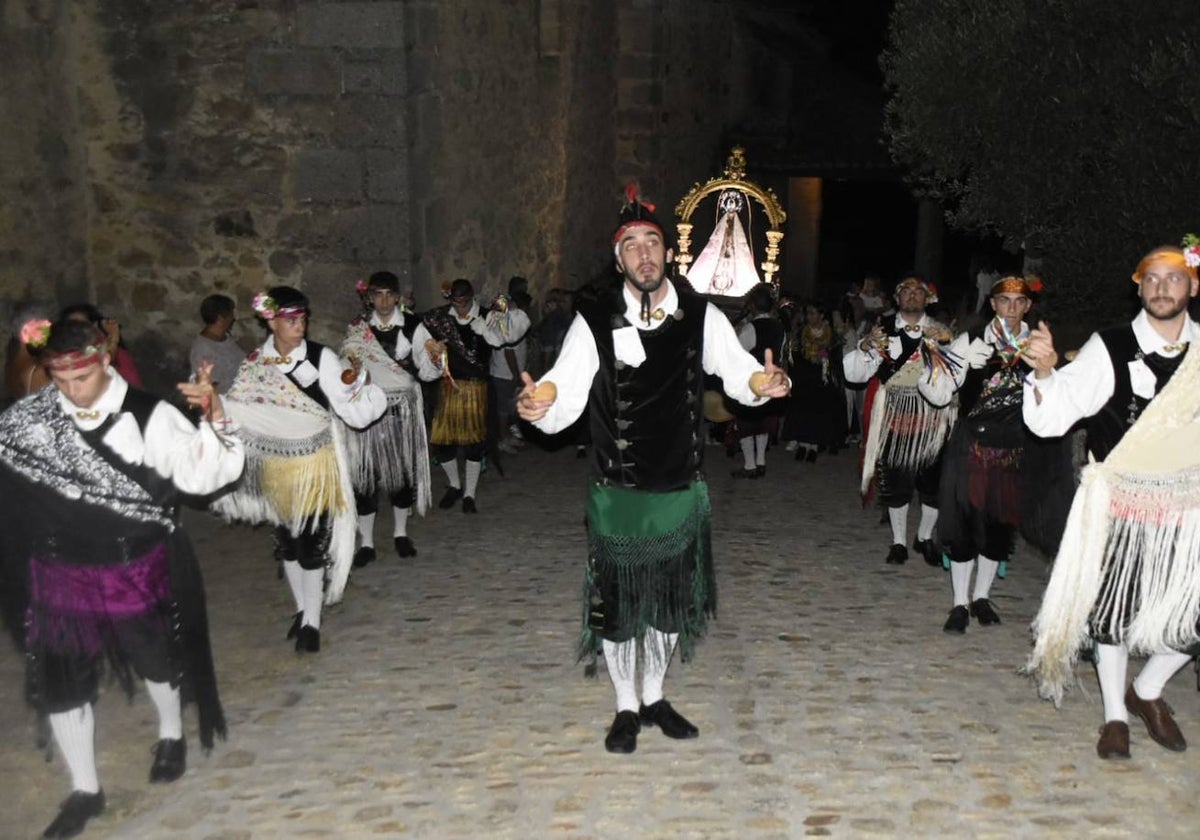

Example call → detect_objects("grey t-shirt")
189 334 248 394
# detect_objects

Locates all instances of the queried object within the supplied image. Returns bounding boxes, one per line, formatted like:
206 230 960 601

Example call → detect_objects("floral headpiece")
29 321 109 371
1183 233 1200 269
1131 237 1200 284
355 279 369 295
251 292 278 320
20 318 52 349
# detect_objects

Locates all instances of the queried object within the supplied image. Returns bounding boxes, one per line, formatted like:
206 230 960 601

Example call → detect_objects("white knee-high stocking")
888 505 908 546
973 555 999 600
754 434 768 466
302 568 324 629
1095 643 1129 722
357 513 376 548
49 704 100 794
282 559 304 613
464 460 482 498
602 639 639 713
739 437 755 471
393 506 410 537
145 679 183 740
440 460 461 489
950 559 974 606
1133 651 1192 700
917 504 938 541
641 629 678 707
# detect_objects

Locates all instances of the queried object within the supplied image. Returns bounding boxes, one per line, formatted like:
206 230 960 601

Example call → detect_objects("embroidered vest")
580 287 708 492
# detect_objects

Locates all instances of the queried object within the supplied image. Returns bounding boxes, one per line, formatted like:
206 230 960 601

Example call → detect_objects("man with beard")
516 187 789 754
918 276 1040 632
1024 240 1200 760
844 276 957 566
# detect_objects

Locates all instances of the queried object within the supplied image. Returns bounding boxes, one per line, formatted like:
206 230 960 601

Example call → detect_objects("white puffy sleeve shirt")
1022 311 1199 437
266 337 387 430
60 369 245 496
532 283 776 435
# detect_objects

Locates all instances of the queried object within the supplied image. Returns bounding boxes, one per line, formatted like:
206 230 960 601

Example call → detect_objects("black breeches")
40 624 172 713
433 442 486 463
273 519 331 571
355 485 415 514
878 457 942 509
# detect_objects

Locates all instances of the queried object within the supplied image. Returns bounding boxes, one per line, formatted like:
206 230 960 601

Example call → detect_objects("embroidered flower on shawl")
252 292 278 320
1183 233 1200 268
20 318 52 348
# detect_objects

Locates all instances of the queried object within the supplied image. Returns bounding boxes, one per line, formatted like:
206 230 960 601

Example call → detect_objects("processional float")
672 147 787 421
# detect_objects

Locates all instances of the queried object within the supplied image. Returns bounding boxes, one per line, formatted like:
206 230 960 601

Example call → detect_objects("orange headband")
1131 248 1197 284
990 276 1040 297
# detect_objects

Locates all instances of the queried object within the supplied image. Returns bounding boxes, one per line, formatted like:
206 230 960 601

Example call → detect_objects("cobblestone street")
3 444 1198 839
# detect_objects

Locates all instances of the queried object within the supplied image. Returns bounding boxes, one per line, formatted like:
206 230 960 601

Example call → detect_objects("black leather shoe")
394 536 417 558
295 625 320 653
285 610 302 640
462 496 477 514
731 468 756 479
438 487 463 509
604 710 641 754
753 465 766 477
943 605 969 634
639 700 699 739
885 543 908 565
805 449 818 463
970 598 1002 626
913 538 942 567
149 737 187 783
352 546 376 568
42 789 105 839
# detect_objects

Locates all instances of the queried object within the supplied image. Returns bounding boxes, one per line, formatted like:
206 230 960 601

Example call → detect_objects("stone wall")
0 0 769 395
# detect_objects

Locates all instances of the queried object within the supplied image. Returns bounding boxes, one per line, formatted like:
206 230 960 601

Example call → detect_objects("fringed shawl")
1028 342 1200 703
215 356 357 605
861 355 957 495
341 322 432 514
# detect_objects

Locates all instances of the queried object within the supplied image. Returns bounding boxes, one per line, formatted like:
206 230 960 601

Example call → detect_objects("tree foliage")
883 0 1200 324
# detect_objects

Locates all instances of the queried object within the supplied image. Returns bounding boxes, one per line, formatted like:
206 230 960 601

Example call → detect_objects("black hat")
612 182 665 246
448 278 474 300
366 271 400 293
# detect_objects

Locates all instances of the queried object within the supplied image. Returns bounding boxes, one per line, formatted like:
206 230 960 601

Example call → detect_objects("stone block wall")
0 0 768 395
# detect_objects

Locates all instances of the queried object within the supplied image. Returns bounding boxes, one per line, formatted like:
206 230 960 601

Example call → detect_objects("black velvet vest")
875 321 925 385
1087 325 1187 462
370 324 401 359
580 286 708 492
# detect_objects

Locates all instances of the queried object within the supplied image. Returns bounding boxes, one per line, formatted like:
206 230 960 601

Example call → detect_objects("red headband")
612 219 664 247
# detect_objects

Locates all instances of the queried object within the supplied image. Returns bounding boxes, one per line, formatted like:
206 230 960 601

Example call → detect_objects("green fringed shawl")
580 481 715 662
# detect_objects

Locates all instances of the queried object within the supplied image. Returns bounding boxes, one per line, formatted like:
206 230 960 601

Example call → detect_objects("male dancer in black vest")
1024 242 1200 760
844 277 956 565
919 276 1039 632
411 279 507 513
0 318 244 838
516 189 789 754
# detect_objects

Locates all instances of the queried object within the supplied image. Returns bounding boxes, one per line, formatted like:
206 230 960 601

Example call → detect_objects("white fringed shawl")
861 351 957 495
1027 342 1200 703
341 322 432 515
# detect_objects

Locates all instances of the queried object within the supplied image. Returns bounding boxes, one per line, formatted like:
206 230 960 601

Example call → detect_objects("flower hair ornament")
355 279 369 295
1183 233 1200 269
251 292 278 320
20 318 52 349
